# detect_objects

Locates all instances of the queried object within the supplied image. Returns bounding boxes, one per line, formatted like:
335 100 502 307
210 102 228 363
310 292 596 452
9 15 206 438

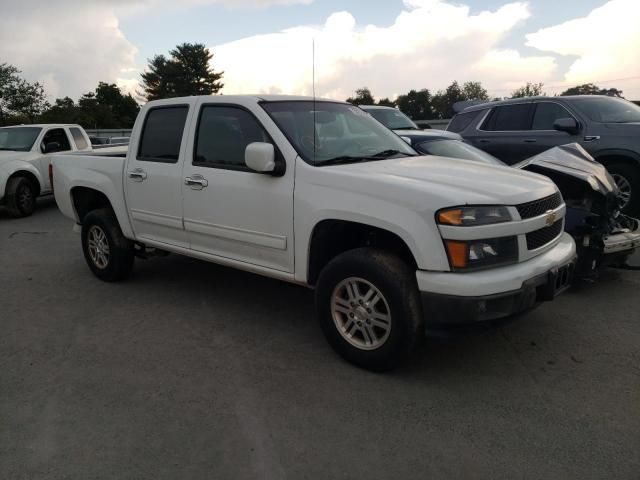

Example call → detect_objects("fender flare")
0 161 45 199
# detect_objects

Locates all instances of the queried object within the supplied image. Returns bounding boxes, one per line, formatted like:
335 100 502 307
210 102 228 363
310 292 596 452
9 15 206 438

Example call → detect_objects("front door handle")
477 139 490 144
128 168 147 182
185 175 208 190
523 139 537 143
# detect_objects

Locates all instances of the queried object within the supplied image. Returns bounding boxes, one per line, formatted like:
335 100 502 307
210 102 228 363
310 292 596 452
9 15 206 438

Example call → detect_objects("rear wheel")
606 162 639 215
5 177 36 218
81 208 134 281
315 248 423 371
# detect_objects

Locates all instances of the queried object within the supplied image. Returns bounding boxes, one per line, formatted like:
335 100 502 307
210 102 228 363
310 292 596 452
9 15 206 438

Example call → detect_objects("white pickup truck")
52 95 576 370
0 124 92 217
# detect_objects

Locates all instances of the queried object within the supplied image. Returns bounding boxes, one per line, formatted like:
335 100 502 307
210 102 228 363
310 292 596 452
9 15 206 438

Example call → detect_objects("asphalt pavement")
1 198 639 480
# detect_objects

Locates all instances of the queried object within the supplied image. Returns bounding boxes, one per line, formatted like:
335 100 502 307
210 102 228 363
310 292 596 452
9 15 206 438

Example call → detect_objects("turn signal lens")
438 209 463 226
444 240 468 269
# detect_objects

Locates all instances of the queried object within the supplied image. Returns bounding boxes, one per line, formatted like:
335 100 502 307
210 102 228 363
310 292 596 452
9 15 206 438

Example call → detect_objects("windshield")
572 97 640 123
365 108 419 130
0 127 42 152
416 139 506 166
261 101 416 165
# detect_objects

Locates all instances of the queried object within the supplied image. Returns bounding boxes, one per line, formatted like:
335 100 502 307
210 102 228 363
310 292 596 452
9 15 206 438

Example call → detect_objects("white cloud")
0 4 138 100
526 0 640 98
214 1 558 99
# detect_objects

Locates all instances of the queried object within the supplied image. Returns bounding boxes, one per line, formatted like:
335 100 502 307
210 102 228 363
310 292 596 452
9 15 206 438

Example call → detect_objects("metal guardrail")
85 129 132 138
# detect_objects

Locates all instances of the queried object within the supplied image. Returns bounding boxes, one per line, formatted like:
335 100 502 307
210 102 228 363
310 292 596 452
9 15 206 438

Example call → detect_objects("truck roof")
0 123 83 129
145 94 343 107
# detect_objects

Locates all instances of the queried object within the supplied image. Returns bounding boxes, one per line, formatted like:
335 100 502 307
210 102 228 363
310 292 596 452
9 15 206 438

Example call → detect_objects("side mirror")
245 142 275 173
42 141 61 154
553 117 579 135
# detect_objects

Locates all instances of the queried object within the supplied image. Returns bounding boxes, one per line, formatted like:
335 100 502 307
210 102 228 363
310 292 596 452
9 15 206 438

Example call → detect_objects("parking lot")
1 198 639 479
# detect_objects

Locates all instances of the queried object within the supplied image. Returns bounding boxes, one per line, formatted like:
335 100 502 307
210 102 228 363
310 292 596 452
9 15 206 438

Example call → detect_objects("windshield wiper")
319 155 369 166
367 149 415 158
319 150 415 166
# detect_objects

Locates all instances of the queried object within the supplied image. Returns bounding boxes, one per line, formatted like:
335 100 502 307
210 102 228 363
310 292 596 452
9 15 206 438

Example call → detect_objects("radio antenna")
312 37 317 163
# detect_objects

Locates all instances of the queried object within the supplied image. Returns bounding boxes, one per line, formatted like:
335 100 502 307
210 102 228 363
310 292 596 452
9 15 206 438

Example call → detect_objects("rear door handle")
477 139 490 144
523 139 537 143
185 175 208 190
128 168 147 182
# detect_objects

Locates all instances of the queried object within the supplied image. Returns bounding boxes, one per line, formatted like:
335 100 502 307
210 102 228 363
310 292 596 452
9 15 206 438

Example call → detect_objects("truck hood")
515 143 616 196
311 155 557 207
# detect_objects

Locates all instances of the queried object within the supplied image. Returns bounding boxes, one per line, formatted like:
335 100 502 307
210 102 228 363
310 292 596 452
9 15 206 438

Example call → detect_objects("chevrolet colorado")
51 96 576 370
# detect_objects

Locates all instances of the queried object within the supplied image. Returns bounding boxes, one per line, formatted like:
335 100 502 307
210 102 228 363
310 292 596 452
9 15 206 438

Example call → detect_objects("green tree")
462 81 489 101
395 89 432 120
377 97 395 107
40 83 140 128
0 62 49 124
140 43 224 101
346 87 375 105
511 82 545 98
431 81 466 119
561 83 623 97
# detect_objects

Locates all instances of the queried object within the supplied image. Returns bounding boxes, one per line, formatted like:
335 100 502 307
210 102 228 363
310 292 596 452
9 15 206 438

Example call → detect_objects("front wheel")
81 208 134 282
315 248 423 371
5 177 36 218
607 162 639 215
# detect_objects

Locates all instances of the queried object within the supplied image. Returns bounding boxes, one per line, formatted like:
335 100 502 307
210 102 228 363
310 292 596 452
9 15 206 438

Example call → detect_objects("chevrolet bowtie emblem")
544 210 557 227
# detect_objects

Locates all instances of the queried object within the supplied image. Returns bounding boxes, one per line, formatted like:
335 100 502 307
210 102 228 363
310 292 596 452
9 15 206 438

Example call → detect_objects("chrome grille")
516 192 563 220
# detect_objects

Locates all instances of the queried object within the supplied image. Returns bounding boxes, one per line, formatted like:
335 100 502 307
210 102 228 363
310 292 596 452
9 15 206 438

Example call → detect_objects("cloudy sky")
1 0 639 102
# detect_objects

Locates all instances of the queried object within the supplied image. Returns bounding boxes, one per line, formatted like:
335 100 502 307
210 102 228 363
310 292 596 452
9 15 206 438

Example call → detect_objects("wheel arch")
306 219 419 286
70 186 116 224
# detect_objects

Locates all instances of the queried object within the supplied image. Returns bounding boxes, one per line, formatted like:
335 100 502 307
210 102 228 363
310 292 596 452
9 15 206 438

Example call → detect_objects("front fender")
0 161 45 199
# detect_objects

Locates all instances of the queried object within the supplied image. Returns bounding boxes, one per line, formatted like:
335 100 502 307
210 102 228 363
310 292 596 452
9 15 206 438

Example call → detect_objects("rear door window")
531 102 574 130
482 104 532 131
69 127 88 149
137 106 189 163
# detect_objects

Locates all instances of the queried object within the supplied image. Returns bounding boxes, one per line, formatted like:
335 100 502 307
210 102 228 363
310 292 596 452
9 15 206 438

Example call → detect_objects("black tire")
81 208 134 282
315 248 423 371
5 176 36 218
606 161 639 216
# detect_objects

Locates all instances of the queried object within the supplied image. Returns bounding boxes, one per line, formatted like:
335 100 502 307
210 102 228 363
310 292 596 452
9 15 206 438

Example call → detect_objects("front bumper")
417 233 576 327
603 219 640 255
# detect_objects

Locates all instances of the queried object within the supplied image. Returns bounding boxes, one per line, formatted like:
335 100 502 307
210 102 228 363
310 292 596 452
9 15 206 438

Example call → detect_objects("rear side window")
69 128 88 150
137 106 189 163
482 104 532 131
447 111 481 133
532 102 574 130
194 106 271 170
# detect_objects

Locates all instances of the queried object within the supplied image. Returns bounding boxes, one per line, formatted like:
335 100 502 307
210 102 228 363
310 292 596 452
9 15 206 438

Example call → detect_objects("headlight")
444 237 518 271
437 206 512 226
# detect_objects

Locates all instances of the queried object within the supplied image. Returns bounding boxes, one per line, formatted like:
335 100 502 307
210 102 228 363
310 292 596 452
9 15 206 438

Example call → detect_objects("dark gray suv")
448 96 640 214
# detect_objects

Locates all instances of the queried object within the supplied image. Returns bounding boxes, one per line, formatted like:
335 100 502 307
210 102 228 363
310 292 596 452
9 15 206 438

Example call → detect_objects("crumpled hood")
307 154 557 207
515 143 617 195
